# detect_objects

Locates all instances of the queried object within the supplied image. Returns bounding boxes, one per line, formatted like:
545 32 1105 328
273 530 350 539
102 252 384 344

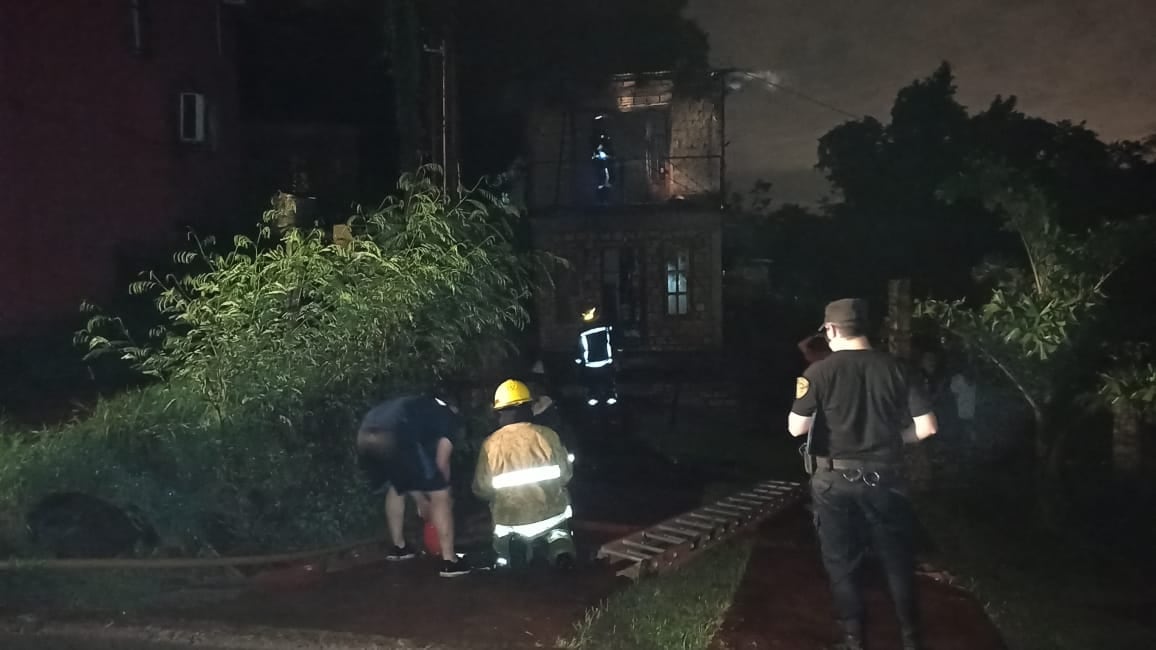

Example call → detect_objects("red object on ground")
709 507 1007 650
422 521 440 557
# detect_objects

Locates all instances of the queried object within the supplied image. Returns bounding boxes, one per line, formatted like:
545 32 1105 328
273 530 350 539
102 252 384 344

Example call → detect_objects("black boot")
828 635 864 650
828 620 865 650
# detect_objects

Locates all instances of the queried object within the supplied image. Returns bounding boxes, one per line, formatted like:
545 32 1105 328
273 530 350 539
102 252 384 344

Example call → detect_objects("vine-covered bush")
0 167 542 557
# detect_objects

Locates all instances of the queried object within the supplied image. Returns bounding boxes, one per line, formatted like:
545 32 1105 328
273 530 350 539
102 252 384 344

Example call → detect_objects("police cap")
822 298 869 329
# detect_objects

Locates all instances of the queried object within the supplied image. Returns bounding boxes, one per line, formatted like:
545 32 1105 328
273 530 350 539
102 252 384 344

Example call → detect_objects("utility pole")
423 0 459 196
385 0 423 174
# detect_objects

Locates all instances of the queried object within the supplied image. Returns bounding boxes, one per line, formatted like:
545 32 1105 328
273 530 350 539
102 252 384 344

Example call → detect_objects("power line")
733 71 861 120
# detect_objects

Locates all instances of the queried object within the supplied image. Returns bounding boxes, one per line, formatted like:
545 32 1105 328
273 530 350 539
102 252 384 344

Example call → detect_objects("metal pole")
441 38 448 195
718 72 728 210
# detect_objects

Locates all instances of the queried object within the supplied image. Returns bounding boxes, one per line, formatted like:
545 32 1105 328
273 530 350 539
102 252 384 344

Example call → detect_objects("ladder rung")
657 524 704 537
622 539 666 554
685 512 728 523
702 506 746 517
673 518 716 530
642 531 687 545
711 501 755 511
599 547 650 562
712 497 758 508
725 496 766 506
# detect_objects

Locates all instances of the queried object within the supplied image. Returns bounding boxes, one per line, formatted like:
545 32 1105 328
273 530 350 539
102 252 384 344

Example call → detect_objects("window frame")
665 246 690 316
178 92 207 144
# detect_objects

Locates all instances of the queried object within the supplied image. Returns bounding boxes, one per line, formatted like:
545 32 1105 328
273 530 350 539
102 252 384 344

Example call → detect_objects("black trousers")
810 466 919 636
580 366 616 402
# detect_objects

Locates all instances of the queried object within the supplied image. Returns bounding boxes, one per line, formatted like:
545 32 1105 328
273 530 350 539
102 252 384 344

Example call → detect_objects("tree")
915 163 1149 495
815 63 1156 299
78 167 543 428
1092 347 1156 481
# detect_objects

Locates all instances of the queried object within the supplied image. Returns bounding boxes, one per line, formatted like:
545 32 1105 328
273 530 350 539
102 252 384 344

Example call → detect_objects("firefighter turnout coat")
472 422 574 537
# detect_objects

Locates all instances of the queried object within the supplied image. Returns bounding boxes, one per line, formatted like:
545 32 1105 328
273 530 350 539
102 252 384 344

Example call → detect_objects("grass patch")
560 539 752 650
915 485 1156 650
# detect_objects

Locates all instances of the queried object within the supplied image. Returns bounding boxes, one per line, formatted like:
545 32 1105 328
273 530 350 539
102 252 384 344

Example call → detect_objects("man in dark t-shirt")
788 299 938 650
356 394 468 578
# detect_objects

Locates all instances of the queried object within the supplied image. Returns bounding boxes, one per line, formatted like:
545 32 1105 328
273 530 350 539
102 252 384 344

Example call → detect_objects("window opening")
666 247 689 315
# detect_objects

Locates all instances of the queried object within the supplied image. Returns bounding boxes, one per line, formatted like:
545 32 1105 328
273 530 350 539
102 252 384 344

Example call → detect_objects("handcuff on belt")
841 468 882 487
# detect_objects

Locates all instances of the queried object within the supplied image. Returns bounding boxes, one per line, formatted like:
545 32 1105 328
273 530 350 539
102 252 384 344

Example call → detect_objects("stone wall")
531 210 723 353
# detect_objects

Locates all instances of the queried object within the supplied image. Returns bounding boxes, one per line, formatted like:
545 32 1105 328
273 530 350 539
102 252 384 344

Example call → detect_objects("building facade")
0 0 244 335
527 72 726 354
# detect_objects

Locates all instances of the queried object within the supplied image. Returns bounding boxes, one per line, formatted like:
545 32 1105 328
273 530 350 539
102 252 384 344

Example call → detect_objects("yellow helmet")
581 307 598 322
493 379 532 410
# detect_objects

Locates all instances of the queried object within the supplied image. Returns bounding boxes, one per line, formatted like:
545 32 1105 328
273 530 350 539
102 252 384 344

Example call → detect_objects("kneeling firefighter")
474 379 576 568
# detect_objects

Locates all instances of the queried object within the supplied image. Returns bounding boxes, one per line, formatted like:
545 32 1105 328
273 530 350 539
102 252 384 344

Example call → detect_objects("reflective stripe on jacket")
473 422 573 528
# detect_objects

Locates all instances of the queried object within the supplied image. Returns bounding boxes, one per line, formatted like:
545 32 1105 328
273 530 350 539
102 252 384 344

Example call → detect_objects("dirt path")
710 507 1007 650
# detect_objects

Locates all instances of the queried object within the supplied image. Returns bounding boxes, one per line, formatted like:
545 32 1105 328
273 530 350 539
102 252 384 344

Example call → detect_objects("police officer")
788 299 938 650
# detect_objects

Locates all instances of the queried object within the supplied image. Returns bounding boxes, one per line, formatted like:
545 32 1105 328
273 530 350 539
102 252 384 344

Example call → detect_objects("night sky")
687 0 1156 205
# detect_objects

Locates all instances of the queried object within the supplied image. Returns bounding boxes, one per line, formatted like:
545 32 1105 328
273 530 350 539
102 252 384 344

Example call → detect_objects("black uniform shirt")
791 349 932 462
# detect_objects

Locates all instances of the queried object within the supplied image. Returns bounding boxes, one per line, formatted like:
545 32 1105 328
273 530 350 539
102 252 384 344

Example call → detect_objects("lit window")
179 92 206 143
666 248 689 315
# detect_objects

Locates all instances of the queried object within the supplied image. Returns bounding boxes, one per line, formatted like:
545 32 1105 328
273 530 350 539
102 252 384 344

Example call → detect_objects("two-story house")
527 71 726 359
0 0 245 335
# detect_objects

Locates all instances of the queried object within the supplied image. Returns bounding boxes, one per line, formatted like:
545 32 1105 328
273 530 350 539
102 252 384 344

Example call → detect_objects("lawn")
915 481 1156 650
560 539 753 650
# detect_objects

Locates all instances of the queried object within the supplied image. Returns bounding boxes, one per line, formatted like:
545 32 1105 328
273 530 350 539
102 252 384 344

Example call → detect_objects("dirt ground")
173 540 620 648
710 507 1007 650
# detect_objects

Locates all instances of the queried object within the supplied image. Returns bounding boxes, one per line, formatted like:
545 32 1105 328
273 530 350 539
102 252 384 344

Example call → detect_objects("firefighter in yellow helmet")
473 379 576 569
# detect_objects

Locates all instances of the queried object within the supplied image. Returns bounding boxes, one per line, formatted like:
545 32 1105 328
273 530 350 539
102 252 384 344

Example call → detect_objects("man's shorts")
367 438 450 495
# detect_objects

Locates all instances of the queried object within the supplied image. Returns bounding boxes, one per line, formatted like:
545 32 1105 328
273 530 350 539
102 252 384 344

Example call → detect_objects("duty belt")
812 456 898 473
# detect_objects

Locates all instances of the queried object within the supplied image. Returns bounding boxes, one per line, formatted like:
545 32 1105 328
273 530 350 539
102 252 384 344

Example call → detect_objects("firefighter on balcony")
474 379 576 569
575 307 618 407
590 118 614 204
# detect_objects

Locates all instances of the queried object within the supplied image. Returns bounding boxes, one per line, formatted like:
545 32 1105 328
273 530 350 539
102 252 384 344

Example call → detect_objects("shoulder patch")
795 376 810 400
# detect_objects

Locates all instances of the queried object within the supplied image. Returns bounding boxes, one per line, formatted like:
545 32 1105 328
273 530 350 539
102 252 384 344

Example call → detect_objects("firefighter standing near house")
575 307 619 407
474 379 576 569
788 299 938 650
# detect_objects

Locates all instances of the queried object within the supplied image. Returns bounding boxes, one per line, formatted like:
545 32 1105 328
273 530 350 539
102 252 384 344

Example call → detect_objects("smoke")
725 69 785 92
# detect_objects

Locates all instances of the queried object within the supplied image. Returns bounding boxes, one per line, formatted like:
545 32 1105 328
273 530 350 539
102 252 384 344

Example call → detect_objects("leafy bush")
0 167 542 559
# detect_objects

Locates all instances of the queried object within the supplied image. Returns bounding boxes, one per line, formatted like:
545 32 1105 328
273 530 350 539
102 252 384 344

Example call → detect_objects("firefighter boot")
545 526 577 570
493 534 531 569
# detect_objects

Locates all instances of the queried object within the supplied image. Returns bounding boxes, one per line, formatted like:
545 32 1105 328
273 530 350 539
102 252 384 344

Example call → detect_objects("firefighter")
474 379 576 569
590 117 615 203
356 394 471 578
575 307 618 407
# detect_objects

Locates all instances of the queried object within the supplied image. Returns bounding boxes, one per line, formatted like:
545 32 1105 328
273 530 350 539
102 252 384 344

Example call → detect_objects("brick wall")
531 210 723 353
667 95 721 198
0 0 241 335
525 73 721 210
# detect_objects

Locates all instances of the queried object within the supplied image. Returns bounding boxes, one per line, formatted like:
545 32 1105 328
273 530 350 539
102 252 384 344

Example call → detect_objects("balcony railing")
528 154 722 211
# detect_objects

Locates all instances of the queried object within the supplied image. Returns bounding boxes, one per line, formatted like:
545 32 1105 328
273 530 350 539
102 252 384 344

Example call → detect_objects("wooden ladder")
596 479 804 580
